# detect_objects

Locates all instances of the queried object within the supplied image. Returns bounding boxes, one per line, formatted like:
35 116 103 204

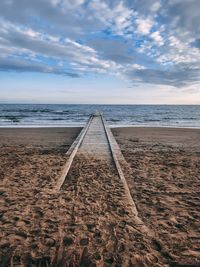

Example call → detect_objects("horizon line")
0 103 200 106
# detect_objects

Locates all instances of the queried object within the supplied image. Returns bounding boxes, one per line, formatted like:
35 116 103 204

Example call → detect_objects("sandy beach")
113 127 200 266
1 0 200 265
0 127 200 266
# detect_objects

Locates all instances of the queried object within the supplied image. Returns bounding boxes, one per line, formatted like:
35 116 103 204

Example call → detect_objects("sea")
0 104 200 128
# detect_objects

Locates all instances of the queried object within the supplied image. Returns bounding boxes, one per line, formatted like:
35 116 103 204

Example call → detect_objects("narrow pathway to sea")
0 113 172 266
54 113 169 266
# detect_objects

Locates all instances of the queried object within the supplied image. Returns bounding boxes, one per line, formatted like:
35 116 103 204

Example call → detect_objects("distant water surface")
0 104 200 128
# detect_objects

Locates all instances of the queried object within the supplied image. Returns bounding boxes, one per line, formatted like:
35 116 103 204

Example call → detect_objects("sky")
0 0 200 104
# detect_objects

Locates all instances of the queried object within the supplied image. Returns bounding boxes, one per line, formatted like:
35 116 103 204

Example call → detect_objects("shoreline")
1 127 200 149
1 125 200 129
1 127 200 153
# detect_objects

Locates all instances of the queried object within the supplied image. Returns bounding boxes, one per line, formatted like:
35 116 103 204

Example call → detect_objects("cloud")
128 68 200 87
88 0 134 36
0 0 200 87
150 31 164 46
150 1 161 12
135 17 154 35
0 57 79 77
0 20 126 76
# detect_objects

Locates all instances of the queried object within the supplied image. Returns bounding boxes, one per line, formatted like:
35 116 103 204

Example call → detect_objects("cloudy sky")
0 0 200 104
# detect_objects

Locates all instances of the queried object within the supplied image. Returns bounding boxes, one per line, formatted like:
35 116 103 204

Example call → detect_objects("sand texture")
0 128 81 266
0 127 200 266
112 127 200 266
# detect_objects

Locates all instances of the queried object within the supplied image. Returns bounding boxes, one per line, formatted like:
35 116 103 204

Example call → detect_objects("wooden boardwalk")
78 113 111 158
54 113 168 266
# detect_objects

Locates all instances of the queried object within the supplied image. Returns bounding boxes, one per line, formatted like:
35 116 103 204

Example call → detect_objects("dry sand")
0 127 200 266
0 128 81 266
112 127 200 266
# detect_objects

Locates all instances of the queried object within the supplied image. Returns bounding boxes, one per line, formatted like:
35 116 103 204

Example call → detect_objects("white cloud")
151 31 164 46
136 17 154 35
168 36 184 49
156 34 200 66
129 64 146 70
150 1 161 12
23 29 39 38
88 0 134 36
0 0 200 87
112 2 134 35
0 20 130 77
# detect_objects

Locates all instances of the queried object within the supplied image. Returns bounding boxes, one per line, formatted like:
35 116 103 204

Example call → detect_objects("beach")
0 127 200 266
1 0 200 265
113 127 200 265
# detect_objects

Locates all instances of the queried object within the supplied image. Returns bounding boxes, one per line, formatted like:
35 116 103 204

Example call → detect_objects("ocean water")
0 104 200 128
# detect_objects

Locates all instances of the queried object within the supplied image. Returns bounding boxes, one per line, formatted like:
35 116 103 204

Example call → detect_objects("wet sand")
0 127 200 266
